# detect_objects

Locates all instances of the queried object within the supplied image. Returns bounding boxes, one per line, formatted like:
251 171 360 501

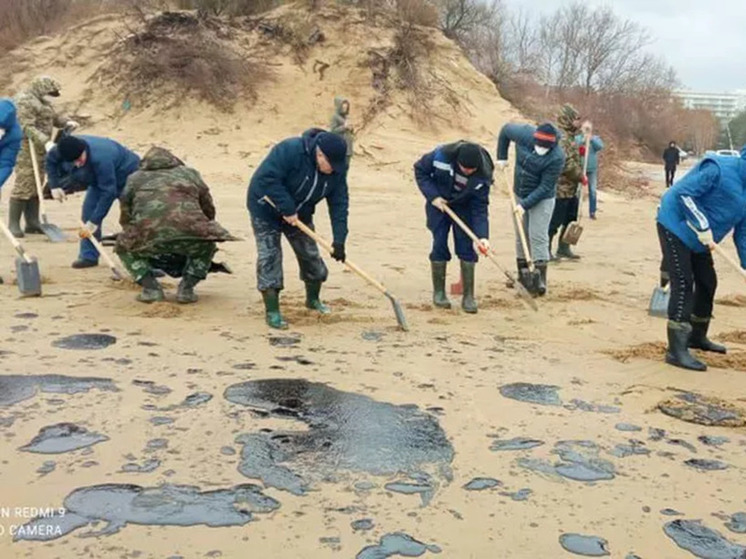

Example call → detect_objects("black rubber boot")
460 260 477 314
176 275 200 304
137 273 165 304
305 281 330 314
23 196 44 234
431 261 451 309
516 258 531 290
262 289 288 330
535 260 548 296
665 321 707 371
556 241 580 260
689 316 726 354
71 259 98 269
8 198 25 238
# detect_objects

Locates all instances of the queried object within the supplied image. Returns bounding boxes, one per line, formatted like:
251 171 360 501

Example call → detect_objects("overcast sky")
502 0 746 92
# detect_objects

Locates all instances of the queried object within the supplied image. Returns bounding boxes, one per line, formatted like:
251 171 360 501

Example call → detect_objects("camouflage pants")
118 240 217 283
251 214 328 292
11 143 44 200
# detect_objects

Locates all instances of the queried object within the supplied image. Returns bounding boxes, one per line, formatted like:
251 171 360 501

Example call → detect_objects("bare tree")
435 0 500 41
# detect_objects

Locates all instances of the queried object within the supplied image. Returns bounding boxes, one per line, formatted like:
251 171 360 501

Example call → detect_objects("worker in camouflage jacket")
329 96 354 165
548 104 587 260
9 76 78 238
115 147 237 304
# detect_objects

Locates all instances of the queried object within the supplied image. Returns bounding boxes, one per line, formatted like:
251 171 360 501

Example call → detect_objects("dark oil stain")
234 433 306 495
276 356 314 365
150 417 175 426
463 477 501 491
384 481 435 506
684 459 729 472
661 508 684 516
615 423 643 432
669 438 698 453
144 439 168 453
725 513 746 534
490 437 544 452
362 331 384 342
659 392 745 427
14 312 38 319
500 488 532 501
609 440 650 458
220 446 236 456
232 362 256 370
663 519 746 559
351 518 375 531
121 459 161 473
0 375 117 407
182 392 213 407
11 325 29 333
36 461 56 476
132 380 172 396
553 441 616 482
81 461 98 468
268 335 301 347
15 483 280 542
354 481 377 491
626 554 643 559
559 534 611 556
648 428 667 441
52 334 117 350
20 423 108 454
499 383 561 406
356 533 441 559
699 435 730 447
566 399 620 414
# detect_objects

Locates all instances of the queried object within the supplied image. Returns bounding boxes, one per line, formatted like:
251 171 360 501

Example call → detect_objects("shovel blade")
15 256 42 297
387 293 409 332
562 222 583 245
648 286 669 318
40 223 67 243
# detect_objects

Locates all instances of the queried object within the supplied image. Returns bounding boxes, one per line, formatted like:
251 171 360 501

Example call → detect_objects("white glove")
431 197 447 211
496 160 509 170
51 188 66 202
513 203 525 220
695 228 714 248
78 221 98 239
45 140 55 153
473 238 490 256
0 129 5 140
66 120 79 130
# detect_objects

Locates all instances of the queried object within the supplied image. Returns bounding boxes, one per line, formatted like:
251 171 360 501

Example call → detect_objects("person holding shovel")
656 146 746 371
414 141 493 313
0 99 23 285
45 135 140 269
247 128 349 330
497 121 565 296
575 120 603 219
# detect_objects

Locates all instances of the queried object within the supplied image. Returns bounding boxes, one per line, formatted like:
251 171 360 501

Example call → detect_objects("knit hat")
534 123 558 148
57 135 87 162
457 143 481 170
316 132 347 174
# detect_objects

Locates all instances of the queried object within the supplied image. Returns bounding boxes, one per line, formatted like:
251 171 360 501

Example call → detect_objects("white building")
674 89 746 122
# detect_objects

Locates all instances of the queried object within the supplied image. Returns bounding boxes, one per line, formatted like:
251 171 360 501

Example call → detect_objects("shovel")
29 138 67 242
80 222 126 281
648 283 669 318
262 196 408 331
500 170 541 293
0 219 42 297
441 203 538 311
562 135 591 246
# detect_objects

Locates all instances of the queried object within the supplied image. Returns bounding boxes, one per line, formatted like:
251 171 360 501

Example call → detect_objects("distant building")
674 89 746 123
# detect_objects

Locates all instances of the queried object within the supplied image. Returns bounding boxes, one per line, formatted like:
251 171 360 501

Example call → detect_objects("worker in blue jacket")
656 147 746 371
247 128 349 330
0 99 23 285
46 135 140 268
414 141 493 313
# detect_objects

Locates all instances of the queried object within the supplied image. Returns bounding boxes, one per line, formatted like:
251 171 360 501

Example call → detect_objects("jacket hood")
333 96 350 116
301 128 327 154
28 76 62 99
441 141 494 178
556 104 579 134
0 99 17 129
140 146 184 171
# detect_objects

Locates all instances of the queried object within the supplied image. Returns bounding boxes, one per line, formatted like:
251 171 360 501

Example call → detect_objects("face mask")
0 129 5 140
534 146 550 156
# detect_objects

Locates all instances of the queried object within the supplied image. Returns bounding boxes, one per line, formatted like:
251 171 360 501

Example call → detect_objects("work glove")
51 188 66 202
66 120 80 130
473 238 490 256
578 145 586 157
581 175 588 187
513 203 525 220
45 140 55 153
78 221 98 239
331 242 346 263
431 197 447 212
695 228 714 248
496 160 509 170
0 129 5 140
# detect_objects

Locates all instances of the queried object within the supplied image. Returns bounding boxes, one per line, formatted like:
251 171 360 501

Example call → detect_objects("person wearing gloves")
247 128 349 330
414 141 494 313
575 120 604 219
496 121 565 296
656 147 746 371
9 76 79 238
45 135 140 268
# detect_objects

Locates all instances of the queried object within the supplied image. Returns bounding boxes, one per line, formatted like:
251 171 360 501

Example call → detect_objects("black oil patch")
234 433 306 495
699 435 730 447
385 480 436 506
489 437 544 452
684 459 729 471
661 508 684 516
500 488 532 501
120 458 161 473
144 439 168 453
0 375 117 407
36 461 56 476
351 518 375 531
15 483 280 542
566 399 620 414
268 335 301 347
609 440 650 458
150 416 175 426
52 334 117 350
615 423 643 432
553 440 616 482
658 392 746 428
463 477 501 491
356 533 441 559
132 380 172 396
559 534 610 556
499 383 562 406
182 392 212 407
20 423 108 454
725 513 746 534
663 519 746 559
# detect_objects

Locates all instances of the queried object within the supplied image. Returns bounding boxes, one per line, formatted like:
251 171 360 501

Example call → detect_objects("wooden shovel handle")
441 203 501 267
28 138 48 214
499 169 535 271
712 244 746 282
0 219 33 263
80 222 122 273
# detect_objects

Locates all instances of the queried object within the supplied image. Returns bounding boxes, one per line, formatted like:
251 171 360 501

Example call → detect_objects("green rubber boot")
24 196 44 234
176 275 200 304
262 289 288 330
460 260 478 314
136 274 165 304
8 198 25 238
305 281 330 314
431 261 451 309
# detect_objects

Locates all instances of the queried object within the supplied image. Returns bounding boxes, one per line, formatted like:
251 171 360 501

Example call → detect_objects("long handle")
28 138 48 216
576 135 591 221
500 169 535 271
81 222 124 278
0 220 33 263
713 244 746 282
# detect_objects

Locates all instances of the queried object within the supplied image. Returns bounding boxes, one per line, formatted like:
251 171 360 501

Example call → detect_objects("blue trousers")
79 187 106 263
426 205 477 262
587 170 598 217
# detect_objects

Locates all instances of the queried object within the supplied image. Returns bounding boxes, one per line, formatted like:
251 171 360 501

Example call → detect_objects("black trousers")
665 166 676 188
548 197 579 238
657 223 717 323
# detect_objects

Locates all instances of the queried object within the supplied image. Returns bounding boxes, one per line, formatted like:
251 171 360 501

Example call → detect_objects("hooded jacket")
329 96 353 157
247 128 349 245
14 76 68 148
574 133 604 173
115 147 236 254
657 147 746 267
0 99 23 189
496 123 565 209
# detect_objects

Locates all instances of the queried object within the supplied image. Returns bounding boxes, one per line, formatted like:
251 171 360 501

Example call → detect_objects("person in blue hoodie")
247 128 349 330
45 135 140 268
0 99 23 284
575 120 604 219
497 121 565 295
414 141 493 313
656 147 746 371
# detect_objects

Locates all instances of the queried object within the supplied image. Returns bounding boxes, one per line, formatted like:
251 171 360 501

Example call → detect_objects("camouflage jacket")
556 121 584 199
13 76 68 149
115 147 238 254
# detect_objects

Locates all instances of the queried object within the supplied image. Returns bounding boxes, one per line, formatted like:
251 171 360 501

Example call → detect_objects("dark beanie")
457 143 481 169
316 132 347 174
534 123 558 149
57 136 87 162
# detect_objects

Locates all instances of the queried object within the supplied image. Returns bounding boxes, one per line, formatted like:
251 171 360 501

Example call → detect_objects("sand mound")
607 341 746 371
718 331 746 345
658 392 746 427
716 295 746 308
548 287 605 303
139 302 183 318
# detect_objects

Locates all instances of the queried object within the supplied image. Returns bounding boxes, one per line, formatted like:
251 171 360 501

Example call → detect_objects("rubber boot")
460 260 478 314
137 273 165 304
71 259 98 269
23 196 44 234
549 235 557 262
516 258 530 290
262 289 288 330
688 316 726 354
431 261 451 309
305 280 330 314
176 275 200 304
665 321 707 371
556 241 580 260
535 260 548 297
8 198 25 238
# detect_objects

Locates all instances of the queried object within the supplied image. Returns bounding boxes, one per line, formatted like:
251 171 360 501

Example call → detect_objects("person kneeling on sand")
414 141 493 313
114 147 238 304
656 146 746 371
247 129 349 330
